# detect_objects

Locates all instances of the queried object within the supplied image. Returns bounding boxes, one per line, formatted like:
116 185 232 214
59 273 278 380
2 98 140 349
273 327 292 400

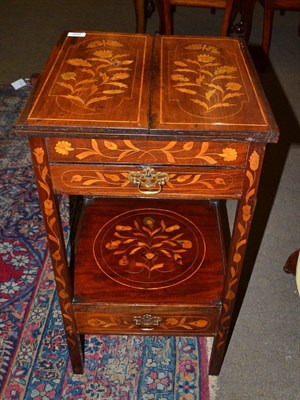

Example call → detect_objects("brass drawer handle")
133 314 162 331
128 167 169 195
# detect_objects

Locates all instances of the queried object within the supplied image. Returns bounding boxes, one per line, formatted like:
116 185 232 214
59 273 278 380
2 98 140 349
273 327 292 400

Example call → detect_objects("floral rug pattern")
0 85 210 399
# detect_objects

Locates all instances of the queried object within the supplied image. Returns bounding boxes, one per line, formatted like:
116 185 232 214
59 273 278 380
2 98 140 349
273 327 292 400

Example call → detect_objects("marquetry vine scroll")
60 169 235 192
53 139 241 165
160 317 209 331
87 316 210 332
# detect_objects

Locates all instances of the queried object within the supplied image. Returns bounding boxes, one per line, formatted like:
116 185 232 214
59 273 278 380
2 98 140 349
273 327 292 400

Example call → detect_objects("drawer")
74 309 219 335
47 138 248 167
50 164 244 199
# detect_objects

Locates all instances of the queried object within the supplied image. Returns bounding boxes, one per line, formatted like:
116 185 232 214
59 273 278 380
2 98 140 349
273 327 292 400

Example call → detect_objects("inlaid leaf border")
216 149 261 351
32 146 78 349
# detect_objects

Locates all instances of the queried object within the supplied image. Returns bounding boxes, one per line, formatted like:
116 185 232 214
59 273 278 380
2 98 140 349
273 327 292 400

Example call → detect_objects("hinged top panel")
16 32 279 142
21 32 153 133
151 36 279 142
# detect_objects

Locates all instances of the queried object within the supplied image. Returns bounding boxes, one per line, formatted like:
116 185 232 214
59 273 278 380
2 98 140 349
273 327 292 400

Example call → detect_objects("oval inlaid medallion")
93 208 206 289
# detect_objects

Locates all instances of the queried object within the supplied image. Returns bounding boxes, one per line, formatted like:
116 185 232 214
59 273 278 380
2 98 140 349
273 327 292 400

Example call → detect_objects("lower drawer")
74 309 219 336
50 164 244 199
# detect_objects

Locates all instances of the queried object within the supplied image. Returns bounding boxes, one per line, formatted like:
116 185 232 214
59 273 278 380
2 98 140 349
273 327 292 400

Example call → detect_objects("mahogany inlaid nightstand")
16 31 279 375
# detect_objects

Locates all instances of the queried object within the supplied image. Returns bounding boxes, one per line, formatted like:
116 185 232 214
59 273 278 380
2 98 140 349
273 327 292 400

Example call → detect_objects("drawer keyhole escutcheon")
133 314 162 331
128 167 169 195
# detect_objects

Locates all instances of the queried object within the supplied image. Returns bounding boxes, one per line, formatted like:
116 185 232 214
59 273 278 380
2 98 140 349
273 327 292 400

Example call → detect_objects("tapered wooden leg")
160 0 173 34
29 137 84 374
134 0 146 33
156 0 165 34
209 143 266 375
243 0 255 43
263 1 274 55
220 0 234 36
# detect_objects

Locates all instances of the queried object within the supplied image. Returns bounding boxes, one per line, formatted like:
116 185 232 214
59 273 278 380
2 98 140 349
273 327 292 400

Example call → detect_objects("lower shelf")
73 198 226 335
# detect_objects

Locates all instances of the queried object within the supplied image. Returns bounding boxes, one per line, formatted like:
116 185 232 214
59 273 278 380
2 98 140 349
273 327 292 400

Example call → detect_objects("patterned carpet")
0 84 210 400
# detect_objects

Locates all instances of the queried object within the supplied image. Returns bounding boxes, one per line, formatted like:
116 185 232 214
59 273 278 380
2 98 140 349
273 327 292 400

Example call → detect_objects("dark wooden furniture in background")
16 31 279 375
133 1 300 57
158 0 235 34
133 1 255 44
133 0 235 34
258 0 300 54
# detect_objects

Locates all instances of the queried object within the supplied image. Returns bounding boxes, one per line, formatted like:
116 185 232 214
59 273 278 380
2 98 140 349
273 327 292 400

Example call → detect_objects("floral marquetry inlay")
93 208 206 290
169 43 248 119
54 40 133 111
27 33 152 128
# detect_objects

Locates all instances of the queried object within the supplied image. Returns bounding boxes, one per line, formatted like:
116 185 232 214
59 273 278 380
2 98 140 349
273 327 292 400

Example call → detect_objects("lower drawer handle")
133 314 162 331
128 167 169 195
